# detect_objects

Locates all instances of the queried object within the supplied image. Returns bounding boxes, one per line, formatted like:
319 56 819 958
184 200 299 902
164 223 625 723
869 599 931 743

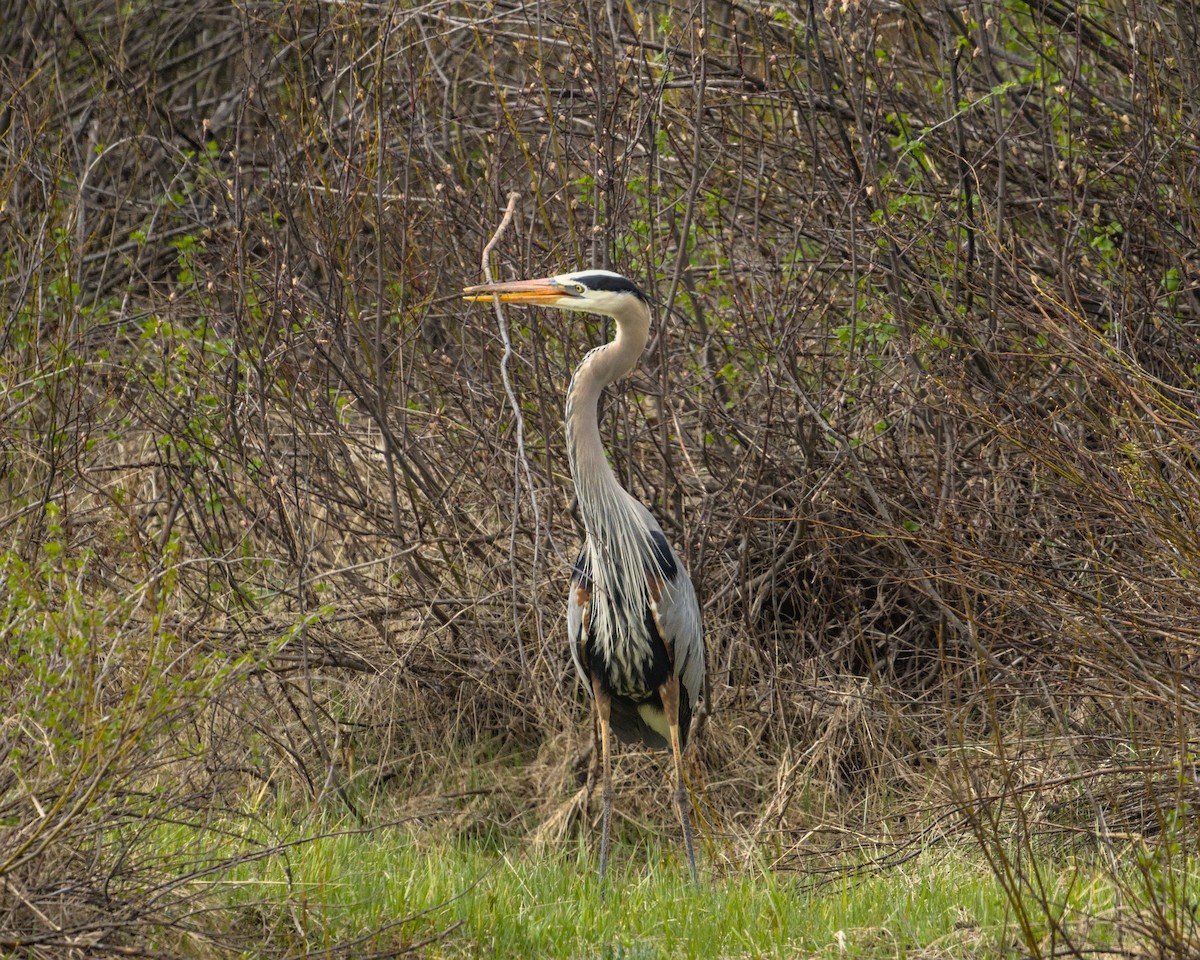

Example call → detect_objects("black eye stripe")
571 273 649 303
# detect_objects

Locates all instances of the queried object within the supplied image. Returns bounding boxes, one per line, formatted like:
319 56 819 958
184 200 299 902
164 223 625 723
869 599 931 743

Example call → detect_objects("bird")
463 269 705 885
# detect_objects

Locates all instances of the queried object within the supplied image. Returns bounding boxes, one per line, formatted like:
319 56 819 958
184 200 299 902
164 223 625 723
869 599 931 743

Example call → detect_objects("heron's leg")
592 676 613 889
659 676 698 883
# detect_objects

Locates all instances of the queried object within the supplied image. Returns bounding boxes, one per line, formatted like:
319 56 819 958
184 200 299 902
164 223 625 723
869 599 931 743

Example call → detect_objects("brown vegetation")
3 0 1200 954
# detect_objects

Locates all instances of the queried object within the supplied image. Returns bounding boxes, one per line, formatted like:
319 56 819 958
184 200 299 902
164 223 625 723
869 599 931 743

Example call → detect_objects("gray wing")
647 530 705 711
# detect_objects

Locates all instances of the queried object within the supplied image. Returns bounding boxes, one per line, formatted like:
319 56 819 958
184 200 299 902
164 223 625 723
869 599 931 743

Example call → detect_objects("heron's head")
463 269 649 320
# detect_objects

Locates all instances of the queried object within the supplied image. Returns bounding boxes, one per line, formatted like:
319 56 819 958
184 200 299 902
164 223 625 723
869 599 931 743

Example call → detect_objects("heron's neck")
564 310 650 530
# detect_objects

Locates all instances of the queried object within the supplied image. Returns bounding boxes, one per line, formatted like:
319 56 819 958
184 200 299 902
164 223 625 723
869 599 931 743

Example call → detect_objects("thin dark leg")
670 723 698 883
660 677 698 883
592 678 613 890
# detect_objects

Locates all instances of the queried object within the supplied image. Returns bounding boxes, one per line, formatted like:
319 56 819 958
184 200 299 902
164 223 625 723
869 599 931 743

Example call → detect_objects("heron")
463 269 704 885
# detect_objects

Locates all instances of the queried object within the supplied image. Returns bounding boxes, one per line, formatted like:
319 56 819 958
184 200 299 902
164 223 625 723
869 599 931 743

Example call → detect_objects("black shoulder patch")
571 547 592 589
647 530 678 580
574 272 650 303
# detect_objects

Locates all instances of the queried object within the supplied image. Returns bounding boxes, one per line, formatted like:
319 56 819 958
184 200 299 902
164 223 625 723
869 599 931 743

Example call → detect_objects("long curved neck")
564 303 651 528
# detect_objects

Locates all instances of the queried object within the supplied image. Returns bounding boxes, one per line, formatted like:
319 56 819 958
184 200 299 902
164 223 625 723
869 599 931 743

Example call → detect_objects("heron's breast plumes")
578 511 676 698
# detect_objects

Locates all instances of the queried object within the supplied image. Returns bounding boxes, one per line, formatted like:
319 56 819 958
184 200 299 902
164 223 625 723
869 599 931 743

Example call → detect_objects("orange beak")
462 276 575 305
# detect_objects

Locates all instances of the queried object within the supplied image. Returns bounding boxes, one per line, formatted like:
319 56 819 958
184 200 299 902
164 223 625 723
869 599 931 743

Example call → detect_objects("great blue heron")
464 269 704 884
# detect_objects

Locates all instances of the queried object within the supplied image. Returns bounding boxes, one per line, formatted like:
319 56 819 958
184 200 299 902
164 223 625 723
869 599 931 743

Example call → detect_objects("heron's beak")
462 276 574 305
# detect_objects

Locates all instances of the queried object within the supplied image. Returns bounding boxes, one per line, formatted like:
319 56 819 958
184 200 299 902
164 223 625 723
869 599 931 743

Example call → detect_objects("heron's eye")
574 283 586 294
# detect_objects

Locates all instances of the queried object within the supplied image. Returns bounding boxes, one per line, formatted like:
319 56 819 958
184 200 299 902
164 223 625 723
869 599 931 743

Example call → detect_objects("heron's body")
568 528 699 749
464 269 704 885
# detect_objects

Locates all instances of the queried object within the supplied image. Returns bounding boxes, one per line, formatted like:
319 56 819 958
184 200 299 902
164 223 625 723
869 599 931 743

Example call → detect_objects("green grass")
157 812 1134 958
